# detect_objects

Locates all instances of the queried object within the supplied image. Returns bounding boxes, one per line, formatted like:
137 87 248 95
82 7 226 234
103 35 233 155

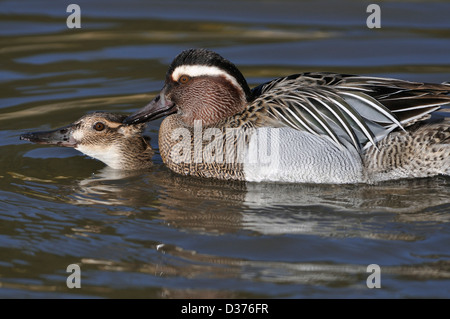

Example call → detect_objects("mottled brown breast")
159 115 253 181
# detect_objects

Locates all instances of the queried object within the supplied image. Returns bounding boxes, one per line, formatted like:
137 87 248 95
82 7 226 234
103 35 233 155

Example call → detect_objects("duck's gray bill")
20 124 77 147
123 90 175 125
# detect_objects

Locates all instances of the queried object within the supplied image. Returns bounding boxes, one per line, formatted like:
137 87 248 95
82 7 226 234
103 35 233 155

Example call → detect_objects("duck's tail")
364 118 450 182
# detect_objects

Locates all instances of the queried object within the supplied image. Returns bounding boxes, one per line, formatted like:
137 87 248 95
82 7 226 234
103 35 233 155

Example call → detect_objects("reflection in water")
60 169 450 296
68 165 450 240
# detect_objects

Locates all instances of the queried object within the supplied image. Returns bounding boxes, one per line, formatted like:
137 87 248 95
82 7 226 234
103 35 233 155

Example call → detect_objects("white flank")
244 127 363 184
171 65 241 89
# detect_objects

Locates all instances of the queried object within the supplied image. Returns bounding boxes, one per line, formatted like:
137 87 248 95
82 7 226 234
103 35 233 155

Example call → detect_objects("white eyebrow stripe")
171 65 241 89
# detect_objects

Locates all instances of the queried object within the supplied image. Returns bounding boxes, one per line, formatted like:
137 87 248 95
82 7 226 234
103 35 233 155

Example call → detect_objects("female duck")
21 112 153 170
124 48 450 184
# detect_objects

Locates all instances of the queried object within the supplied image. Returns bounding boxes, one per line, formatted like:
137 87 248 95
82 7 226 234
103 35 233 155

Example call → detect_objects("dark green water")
1 0 449 298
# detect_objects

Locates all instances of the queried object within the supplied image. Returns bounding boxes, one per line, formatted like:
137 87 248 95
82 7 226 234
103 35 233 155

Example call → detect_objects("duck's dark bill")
123 90 176 125
20 125 77 147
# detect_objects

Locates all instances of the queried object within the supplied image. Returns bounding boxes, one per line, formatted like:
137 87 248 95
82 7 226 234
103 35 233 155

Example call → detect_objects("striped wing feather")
252 72 450 150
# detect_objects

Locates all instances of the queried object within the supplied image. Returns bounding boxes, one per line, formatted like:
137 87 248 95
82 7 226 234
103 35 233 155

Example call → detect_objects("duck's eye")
93 122 105 131
178 75 191 84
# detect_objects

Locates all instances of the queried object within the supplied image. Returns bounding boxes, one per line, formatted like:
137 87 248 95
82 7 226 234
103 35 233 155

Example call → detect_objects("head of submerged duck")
20 112 153 170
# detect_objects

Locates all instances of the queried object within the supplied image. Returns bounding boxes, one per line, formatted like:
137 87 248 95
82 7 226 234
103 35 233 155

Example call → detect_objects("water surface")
1 0 449 298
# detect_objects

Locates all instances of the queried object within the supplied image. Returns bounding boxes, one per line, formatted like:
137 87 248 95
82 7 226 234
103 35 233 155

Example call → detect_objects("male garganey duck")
124 48 450 184
21 112 153 170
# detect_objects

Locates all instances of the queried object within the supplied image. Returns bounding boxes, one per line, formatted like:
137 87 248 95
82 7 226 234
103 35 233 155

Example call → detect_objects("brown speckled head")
124 49 253 127
21 112 152 170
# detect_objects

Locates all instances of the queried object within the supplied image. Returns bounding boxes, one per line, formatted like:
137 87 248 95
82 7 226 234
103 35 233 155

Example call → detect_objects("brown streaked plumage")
158 114 247 181
363 119 450 182
21 112 153 170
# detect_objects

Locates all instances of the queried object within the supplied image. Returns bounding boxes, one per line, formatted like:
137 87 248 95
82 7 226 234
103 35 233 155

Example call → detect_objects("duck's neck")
117 136 153 170
78 136 153 170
